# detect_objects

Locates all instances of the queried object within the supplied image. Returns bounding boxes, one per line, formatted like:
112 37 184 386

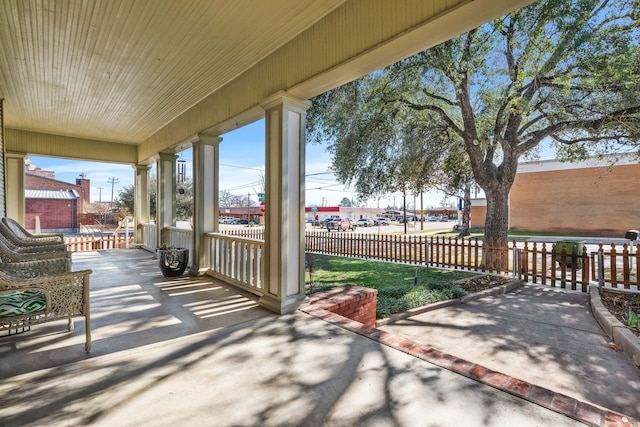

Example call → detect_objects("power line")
306 171 335 177
219 163 264 172
221 180 264 192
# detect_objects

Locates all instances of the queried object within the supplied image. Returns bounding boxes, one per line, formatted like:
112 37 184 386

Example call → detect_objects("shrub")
376 284 466 318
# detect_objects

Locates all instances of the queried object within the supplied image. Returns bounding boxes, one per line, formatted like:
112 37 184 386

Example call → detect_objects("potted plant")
156 245 189 277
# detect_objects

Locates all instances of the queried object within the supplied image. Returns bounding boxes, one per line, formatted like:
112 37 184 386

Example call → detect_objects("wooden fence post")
597 246 605 290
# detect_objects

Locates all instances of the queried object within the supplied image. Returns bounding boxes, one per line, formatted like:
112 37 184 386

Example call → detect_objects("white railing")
141 223 157 251
205 232 264 296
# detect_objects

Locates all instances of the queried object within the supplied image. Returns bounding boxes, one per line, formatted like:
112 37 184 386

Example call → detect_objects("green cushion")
0 290 47 317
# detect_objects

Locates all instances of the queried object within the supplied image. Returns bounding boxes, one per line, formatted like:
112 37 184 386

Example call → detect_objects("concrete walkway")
378 284 640 420
0 249 637 426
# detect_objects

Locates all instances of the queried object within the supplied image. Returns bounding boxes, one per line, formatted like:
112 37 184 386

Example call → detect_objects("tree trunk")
483 185 510 270
459 182 471 237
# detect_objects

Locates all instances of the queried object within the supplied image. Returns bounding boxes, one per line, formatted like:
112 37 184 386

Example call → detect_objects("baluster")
581 245 590 292
453 237 459 269
532 242 538 284
541 243 547 286
610 243 618 288
622 243 630 289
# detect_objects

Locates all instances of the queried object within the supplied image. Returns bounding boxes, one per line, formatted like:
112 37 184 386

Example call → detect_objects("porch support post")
259 91 311 314
156 152 177 247
134 164 151 246
0 99 5 218
189 134 221 276
5 152 26 225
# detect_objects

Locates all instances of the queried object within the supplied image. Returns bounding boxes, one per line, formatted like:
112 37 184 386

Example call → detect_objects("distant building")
470 154 640 236
24 165 90 233
218 206 263 224
305 206 384 221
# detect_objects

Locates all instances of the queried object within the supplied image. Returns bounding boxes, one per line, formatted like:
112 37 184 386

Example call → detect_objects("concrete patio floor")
0 249 636 426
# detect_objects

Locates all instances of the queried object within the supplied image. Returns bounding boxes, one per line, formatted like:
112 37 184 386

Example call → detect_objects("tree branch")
391 98 465 138
516 105 640 155
420 89 457 107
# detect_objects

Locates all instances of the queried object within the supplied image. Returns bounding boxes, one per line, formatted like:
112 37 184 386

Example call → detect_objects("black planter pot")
157 248 189 277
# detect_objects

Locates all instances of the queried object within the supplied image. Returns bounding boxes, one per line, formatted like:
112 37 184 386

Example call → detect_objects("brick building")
470 154 640 236
24 168 90 233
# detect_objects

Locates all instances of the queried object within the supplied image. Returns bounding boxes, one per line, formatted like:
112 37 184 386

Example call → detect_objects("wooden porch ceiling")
0 0 534 164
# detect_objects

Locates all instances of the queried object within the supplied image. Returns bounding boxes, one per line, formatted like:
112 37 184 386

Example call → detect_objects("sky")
28 119 447 210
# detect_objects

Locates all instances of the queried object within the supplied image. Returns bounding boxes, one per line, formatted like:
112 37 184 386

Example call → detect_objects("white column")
189 134 221 275
0 99 5 218
259 92 311 314
134 164 151 246
5 152 26 224
156 152 177 247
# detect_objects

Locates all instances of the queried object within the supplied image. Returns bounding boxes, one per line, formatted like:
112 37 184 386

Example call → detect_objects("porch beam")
259 92 311 314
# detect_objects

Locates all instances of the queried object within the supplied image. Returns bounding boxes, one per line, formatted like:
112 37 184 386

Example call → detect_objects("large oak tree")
307 0 640 266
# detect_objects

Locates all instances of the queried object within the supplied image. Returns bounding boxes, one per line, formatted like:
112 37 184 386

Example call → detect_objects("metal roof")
25 189 79 200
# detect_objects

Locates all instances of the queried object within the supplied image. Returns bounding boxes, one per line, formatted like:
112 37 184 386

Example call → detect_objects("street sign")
260 201 265 213
258 193 265 202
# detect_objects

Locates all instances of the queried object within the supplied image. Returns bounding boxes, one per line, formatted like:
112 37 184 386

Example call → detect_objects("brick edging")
589 284 640 368
301 301 638 427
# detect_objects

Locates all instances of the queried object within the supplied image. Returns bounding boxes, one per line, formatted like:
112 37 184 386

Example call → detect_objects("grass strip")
305 253 476 318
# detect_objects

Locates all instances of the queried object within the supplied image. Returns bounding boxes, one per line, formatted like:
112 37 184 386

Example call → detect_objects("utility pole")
420 191 424 231
97 187 104 203
107 177 119 207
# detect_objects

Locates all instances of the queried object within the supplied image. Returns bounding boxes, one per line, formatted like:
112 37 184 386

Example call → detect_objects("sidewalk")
377 284 640 420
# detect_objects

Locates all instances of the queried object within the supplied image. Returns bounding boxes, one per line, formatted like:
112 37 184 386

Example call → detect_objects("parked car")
428 216 438 222
321 218 334 228
326 217 355 232
374 218 389 226
356 218 373 227
237 219 249 225
439 215 449 222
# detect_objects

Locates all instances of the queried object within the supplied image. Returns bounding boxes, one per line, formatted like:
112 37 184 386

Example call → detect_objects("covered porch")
0 0 534 315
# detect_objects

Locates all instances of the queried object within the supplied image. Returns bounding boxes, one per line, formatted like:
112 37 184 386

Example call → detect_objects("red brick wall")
470 205 487 228
468 162 640 235
511 164 640 235
306 286 378 328
25 198 78 231
24 173 88 231
75 178 90 204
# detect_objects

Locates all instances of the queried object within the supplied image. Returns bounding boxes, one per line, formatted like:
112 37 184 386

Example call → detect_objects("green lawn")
304 253 478 318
